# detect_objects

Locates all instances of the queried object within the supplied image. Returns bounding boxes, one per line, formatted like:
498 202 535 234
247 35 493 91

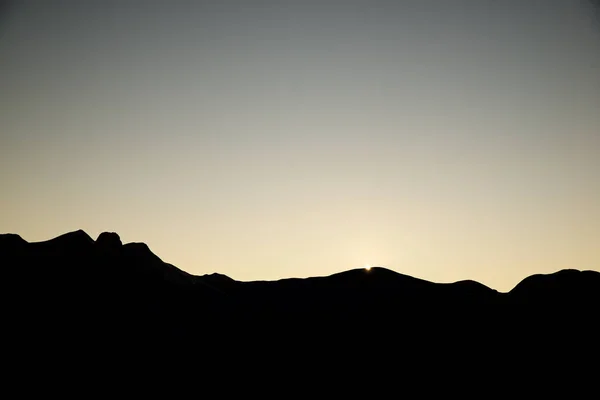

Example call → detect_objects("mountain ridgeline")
2 230 599 367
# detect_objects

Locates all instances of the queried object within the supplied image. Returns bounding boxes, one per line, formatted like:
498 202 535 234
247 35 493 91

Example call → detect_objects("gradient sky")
1 0 599 291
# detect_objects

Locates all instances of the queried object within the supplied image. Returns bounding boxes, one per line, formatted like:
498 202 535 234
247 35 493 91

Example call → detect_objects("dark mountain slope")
2 230 599 373
509 268 600 304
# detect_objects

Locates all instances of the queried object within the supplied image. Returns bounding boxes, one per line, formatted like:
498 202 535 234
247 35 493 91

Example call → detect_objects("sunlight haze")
1 0 599 292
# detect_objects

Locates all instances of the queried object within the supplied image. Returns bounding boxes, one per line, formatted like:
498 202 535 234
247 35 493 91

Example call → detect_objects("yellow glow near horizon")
1 1 599 294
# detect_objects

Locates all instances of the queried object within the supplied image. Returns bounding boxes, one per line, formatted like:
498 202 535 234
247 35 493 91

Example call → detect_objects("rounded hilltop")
96 232 122 251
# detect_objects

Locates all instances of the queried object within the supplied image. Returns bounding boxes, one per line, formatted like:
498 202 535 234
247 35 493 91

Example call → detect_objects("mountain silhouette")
3 229 599 384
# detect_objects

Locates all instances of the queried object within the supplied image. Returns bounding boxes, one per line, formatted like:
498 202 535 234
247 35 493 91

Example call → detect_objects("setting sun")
364 265 372 271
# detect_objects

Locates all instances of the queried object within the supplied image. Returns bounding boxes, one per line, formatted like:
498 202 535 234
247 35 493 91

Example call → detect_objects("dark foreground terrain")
2 230 599 388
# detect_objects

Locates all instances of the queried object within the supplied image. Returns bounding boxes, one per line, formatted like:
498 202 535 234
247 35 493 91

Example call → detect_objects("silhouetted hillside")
3 230 599 380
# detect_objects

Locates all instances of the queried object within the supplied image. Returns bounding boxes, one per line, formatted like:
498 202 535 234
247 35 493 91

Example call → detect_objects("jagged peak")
0 232 25 240
123 242 151 251
0 233 27 247
203 272 235 281
41 229 94 245
96 232 122 251
122 242 163 263
61 229 92 239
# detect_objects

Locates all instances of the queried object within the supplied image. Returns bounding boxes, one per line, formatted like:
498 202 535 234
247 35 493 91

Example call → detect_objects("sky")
1 0 599 292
